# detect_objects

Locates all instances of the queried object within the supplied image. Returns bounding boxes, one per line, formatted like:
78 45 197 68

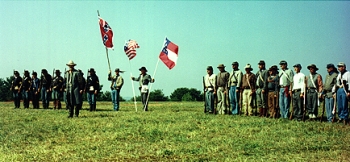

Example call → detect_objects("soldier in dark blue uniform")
11 71 22 108
40 69 52 109
51 69 64 110
86 68 100 111
31 71 41 109
21 70 32 108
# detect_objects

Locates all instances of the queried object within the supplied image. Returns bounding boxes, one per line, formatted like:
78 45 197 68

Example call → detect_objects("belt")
280 85 289 88
205 86 213 88
293 89 301 93
307 87 316 90
243 86 250 89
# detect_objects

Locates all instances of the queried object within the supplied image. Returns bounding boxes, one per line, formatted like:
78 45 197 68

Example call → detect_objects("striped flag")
159 37 179 69
124 40 140 60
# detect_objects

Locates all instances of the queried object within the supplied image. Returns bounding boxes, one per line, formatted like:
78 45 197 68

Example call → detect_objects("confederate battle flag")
98 17 113 48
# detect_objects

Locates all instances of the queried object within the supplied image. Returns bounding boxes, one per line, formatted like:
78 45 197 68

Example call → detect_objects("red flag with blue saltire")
98 17 113 48
159 37 179 69
124 39 140 60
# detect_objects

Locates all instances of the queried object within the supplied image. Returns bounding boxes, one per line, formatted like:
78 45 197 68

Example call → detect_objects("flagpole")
106 47 112 72
143 56 160 111
129 60 138 112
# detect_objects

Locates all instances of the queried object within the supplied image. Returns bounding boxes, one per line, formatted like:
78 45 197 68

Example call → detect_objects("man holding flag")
131 67 154 111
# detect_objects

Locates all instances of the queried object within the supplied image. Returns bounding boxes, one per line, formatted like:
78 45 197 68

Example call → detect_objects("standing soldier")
108 68 124 111
279 60 294 119
77 69 86 110
86 68 100 111
322 64 338 122
241 64 256 116
63 69 69 110
204 66 216 113
132 67 155 111
336 62 350 124
306 64 323 119
216 64 229 115
267 65 279 118
256 60 268 117
228 61 243 115
65 60 84 118
21 70 32 108
31 71 40 109
291 64 305 121
11 71 22 108
39 69 52 109
51 70 64 110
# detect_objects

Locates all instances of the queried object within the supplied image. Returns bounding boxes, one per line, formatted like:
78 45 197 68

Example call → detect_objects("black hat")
24 70 29 74
232 61 239 66
114 68 125 73
88 68 95 73
326 63 336 69
55 69 61 73
139 67 148 72
307 64 319 71
41 69 47 73
32 72 37 76
207 66 213 70
269 65 279 71
258 60 265 65
293 64 302 69
14 71 19 75
279 60 287 65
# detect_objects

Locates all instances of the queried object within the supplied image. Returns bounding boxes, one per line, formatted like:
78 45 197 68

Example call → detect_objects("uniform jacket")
255 69 268 91
40 74 52 89
108 74 123 90
86 74 100 92
21 75 32 92
11 76 22 92
64 69 84 105
51 75 64 91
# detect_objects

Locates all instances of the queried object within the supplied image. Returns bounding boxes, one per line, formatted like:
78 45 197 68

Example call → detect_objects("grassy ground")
0 101 349 161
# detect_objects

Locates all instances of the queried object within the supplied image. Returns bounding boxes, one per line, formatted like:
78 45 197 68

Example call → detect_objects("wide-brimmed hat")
258 60 265 65
217 64 225 68
139 67 148 72
66 60 76 66
307 64 319 71
232 61 239 66
55 69 61 73
244 64 253 71
293 64 302 69
24 70 29 74
115 68 124 73
337 62 346 67
41 69 47 73
279 60 287 65
269 65 279 71
88 68 95 73
207 66 213 71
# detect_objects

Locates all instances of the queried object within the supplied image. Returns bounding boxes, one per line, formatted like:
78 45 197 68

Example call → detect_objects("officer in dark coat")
65 60 84 118
21 70 32 108
51 69 64 109
86 68 100 111
31 71 41 108
11 71 22 108
40 69 52 109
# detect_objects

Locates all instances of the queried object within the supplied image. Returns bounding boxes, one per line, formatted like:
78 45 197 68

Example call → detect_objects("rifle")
289 88 294 120
320 96 325 122
332 94 336 123
203 76 207 113
302 79 307 122
213 75 217 114
226 87 230 115
239 90 242 115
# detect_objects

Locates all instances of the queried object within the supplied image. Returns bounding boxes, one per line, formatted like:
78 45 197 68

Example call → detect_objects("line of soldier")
10 60 101 118
203 60 350 124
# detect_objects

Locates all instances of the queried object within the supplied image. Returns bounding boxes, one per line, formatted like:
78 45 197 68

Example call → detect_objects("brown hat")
269 65 278 71
307 64 319 71
217 64 225 68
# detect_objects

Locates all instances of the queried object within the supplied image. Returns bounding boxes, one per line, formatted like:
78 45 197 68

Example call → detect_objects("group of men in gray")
204 60 350 124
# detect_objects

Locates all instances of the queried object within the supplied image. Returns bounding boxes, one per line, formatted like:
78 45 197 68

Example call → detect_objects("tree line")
0 76 203 102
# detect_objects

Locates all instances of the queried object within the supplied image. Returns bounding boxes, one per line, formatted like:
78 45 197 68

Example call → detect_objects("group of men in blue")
203 60 350 124
10 60 155 117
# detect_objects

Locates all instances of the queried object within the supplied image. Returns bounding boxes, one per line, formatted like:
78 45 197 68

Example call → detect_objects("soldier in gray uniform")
256 60 268 117
132 67 154 111
278 60 294 119
306 64 323 119
65 60 84 118
321 64 338 122
216 64 229 115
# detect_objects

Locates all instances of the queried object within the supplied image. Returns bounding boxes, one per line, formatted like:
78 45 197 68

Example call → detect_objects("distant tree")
170 87 202 101
170 87 189 101
188 88 202 101
129 96 141 101
0 76 15 101
149 89 168 101
181 92 193 101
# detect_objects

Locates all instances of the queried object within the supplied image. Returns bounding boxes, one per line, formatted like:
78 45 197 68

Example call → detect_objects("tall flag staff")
97 10 114 71
124 39 140 111
144 37 179 111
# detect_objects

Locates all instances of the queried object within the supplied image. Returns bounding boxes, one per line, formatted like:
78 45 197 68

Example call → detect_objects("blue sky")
1 1 350 98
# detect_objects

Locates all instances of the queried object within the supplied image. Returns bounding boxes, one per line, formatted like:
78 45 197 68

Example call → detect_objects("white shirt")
336 71 350 91
205 73 216 91
293 72 305 93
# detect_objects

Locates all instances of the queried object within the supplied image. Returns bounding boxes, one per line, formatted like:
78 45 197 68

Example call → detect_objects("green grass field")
0 101 350 161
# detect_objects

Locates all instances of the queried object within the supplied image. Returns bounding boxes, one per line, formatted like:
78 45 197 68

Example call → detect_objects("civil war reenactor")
39 69 52 109
278 60 294 119
77 69 86 110
216 64 230 115
11 70 22 108
335 62 350 124
228 61 243 115
31 71 41 109
291 64 306 121
108 68 124 111
267 65 279 118
241 64 256 116
65 60 85 118
21 70 32 108
203 66 217 113
86 68 100 111
306 64 323 119
321 64 338 122
132 67 155 111
51 69 64 110
256 60 268 117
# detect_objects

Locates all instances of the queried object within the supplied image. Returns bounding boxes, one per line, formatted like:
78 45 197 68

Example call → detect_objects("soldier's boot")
58 101 61 109
259 108 263 117
94 104 96 111
263 108 267 117
43 103 46 109
89 104 93 112
53 100 57 109
75 106 80 117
